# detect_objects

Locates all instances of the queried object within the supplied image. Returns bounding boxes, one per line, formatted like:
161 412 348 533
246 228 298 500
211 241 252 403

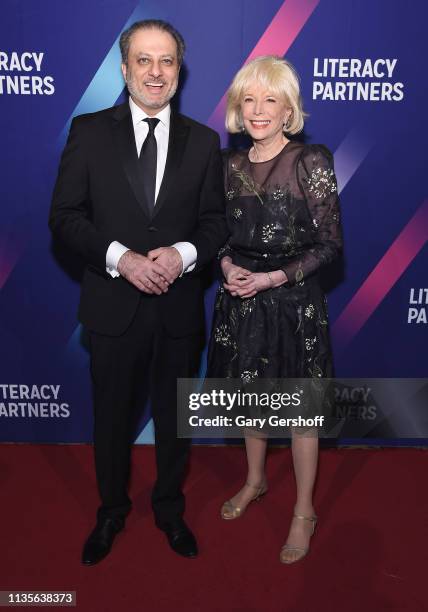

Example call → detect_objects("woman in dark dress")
206 55 343 563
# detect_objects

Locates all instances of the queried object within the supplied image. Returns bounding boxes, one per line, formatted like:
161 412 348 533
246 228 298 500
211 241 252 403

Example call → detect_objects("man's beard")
126 72 178 110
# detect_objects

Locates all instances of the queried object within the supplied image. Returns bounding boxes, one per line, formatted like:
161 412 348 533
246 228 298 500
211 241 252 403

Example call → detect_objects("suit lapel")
111 103 150 218
111 104 190 220
152 110 189 219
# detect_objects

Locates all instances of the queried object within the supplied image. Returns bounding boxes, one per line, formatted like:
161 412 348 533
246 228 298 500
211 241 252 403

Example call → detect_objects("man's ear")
121 63 127 82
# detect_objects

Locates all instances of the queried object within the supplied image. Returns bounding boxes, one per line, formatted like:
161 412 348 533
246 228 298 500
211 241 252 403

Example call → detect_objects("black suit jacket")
49 102 228 337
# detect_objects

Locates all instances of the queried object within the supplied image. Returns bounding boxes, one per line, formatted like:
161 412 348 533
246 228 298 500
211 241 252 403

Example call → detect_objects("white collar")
129 96 171 128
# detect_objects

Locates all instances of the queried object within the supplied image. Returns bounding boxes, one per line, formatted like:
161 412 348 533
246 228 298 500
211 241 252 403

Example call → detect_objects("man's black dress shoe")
81 517 124 565
159 519 198 558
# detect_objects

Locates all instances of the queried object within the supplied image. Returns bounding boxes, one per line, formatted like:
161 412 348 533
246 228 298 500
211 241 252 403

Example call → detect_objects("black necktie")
139 117 160 213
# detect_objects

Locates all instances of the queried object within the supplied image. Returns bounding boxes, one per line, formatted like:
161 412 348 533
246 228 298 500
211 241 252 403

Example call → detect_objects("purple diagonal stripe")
333 128 375 194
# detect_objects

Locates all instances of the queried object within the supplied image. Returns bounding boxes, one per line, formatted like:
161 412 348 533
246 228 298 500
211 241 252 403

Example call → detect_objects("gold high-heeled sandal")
220 480 268 520
280 513 317 564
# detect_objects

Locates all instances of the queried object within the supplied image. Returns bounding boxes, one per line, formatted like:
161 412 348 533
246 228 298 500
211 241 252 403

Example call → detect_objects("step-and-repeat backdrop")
0 0 426 444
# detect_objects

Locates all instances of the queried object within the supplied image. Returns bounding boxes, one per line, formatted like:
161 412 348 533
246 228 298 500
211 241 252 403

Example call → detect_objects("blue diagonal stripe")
59 1 168 144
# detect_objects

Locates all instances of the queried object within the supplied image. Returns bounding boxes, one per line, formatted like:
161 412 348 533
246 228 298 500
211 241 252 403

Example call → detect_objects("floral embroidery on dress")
261 223 276 243
232 208 242 220
317 312 328 326
295 265 304 283
214 286 224 310
239 297 256 317
272 186 285 200
229 306 238 330
305 304 315 319
305 167 337 199
295 305 303 333
305 336 317 351
241 370 258 384
279 207 299 254
231 169 264 205
214 323 235 348
308 357 323 378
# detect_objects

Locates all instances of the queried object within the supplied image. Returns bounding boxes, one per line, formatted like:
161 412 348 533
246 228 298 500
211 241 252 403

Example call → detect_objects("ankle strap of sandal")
245 481 265 491
293 513 317 523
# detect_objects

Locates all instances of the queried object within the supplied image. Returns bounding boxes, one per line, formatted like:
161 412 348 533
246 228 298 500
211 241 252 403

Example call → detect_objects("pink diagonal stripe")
0 228 27 291
0 255 20 291
208 0 320 135
246 0 320 59
332 199 428 351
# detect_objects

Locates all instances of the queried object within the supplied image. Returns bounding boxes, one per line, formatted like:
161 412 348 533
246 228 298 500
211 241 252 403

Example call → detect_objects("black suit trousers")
88 294 203 527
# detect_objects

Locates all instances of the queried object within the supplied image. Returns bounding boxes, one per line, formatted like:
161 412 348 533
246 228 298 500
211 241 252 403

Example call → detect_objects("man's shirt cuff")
172 242 197 277
106 241 130 278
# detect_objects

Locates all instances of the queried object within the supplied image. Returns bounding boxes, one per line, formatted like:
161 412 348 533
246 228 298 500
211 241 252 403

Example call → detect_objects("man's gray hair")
119 19 186 66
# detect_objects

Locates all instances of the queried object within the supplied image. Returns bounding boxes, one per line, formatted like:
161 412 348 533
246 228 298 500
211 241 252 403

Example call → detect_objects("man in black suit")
49 19 227 563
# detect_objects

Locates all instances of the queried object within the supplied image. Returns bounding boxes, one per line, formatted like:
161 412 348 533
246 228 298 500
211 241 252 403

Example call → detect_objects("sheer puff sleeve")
281 143 343 286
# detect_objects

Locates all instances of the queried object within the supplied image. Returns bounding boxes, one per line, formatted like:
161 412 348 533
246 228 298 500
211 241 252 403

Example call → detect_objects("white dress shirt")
105 96 197 277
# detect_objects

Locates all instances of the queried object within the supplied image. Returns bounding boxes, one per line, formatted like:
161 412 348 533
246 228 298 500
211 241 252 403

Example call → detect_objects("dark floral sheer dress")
206 141 343 382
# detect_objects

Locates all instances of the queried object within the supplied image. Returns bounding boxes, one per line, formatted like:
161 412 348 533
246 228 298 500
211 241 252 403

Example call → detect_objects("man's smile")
144 81 165 92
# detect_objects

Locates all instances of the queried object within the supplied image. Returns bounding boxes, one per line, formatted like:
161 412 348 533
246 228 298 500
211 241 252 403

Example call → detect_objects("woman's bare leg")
281 429 318 561
222 432 268 513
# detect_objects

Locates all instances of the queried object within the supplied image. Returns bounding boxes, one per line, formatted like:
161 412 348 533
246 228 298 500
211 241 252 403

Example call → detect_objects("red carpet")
1 445 427 611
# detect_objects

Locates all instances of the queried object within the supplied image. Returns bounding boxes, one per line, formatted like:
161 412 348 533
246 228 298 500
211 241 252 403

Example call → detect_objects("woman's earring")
238 114 246 133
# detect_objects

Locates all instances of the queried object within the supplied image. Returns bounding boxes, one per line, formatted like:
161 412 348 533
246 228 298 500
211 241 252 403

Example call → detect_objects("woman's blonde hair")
225 55 307 135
